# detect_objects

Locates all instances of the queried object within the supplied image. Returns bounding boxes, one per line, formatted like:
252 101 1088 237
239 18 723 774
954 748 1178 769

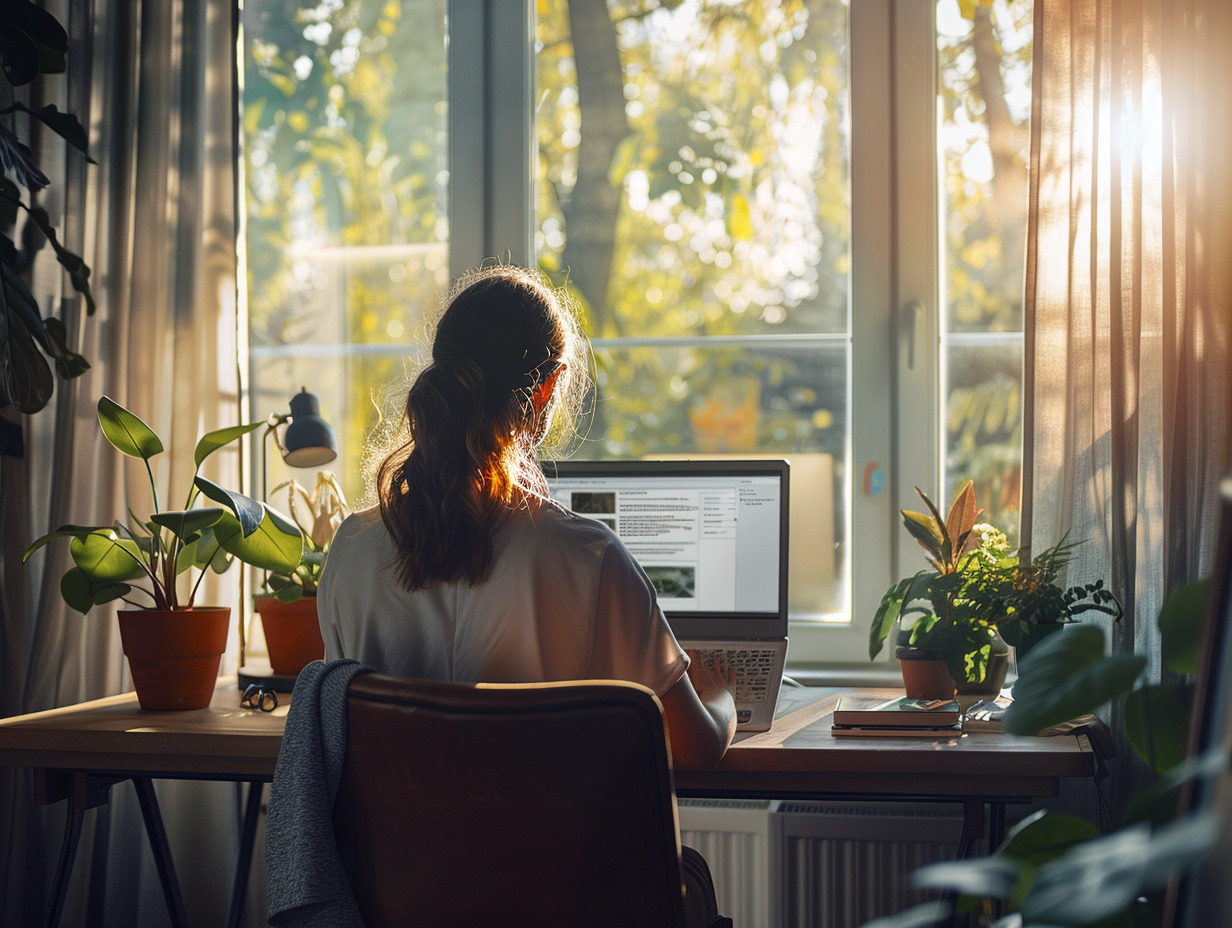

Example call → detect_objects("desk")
0 682 285 928
0 681 1094 927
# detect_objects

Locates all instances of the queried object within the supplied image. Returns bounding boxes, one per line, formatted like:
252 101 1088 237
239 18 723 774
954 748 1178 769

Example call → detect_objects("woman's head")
377 265 589 590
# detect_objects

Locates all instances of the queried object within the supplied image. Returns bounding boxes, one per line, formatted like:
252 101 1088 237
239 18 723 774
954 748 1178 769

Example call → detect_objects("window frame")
235 0 962 675
444 0 952 678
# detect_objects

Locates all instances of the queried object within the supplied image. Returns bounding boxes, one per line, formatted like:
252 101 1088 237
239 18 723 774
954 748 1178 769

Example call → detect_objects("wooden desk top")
674 687 1094 799
0 682 1094 798
0 679 285 780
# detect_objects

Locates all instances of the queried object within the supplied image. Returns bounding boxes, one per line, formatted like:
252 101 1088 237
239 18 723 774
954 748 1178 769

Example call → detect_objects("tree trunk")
971 7 1028 303
561 1 629 335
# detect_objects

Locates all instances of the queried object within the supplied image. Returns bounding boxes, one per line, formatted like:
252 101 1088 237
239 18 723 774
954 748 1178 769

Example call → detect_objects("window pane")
242 0 449 505
536 0 851 618
938 0 1031 539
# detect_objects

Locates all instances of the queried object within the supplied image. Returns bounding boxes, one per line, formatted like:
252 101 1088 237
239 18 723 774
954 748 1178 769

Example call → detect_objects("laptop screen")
542 459 789 639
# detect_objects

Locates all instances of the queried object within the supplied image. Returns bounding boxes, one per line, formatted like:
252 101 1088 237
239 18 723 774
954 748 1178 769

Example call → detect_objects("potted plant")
23 396 303 709
255 470 350 675
869 480 1121 698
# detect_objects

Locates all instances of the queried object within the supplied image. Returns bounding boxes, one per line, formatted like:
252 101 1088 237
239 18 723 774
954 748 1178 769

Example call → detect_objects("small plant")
262 470 350 601
24 396 303 612
870 481 1121 685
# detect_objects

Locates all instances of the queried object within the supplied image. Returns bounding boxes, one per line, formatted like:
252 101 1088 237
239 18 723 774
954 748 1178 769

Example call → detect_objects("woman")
317 264 736 769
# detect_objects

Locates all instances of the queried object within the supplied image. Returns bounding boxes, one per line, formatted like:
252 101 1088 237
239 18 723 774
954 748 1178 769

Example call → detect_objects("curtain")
1 0 254 924
1022 0 1232 809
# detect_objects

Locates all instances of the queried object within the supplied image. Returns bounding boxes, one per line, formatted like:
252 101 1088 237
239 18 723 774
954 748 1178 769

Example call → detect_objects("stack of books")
830 694 963 737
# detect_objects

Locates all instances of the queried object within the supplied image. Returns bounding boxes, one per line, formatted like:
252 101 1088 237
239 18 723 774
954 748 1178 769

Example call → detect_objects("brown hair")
376 265 588 590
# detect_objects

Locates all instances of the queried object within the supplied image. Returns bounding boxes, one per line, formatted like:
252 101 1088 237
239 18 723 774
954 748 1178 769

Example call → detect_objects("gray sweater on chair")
266 658 369 928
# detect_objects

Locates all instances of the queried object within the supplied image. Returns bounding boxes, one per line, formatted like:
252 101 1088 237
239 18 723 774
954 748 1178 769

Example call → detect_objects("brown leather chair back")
333 673 688 927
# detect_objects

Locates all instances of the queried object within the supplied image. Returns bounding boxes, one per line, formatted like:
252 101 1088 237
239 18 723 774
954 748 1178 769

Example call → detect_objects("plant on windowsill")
23 396 303 709
868 480 1122 699
255 470 350 675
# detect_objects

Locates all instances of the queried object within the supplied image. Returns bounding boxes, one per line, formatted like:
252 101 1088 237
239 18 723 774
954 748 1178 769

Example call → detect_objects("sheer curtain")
1022 0 1232 806
1 0 253 924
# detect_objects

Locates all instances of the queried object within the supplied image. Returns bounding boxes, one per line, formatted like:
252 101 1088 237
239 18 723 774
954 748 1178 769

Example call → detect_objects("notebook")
543 459 790 731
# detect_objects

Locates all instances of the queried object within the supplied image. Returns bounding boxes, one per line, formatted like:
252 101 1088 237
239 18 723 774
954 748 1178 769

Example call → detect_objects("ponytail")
377 266 586 590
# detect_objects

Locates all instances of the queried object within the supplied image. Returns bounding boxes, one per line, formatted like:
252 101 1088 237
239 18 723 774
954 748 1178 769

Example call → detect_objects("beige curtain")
1 0 254 924
1022 0 1232 802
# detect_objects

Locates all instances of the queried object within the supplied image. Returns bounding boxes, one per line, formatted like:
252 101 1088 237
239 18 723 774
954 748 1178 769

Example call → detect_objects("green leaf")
193 420 265 468
1021 816 1218 924
23 206 95 314
1123 684 1193 774
42 318 90 379
68 530 147 583
1 285 54 413
1005 626 1147 735
901 510 945 561
1158 579 1209 676
150 508 225 542
23 524 111 561
276 584 305 603
60 567 96 614
0 103 92 159
211 506 302 573
97 396 163 459
911 855 1022 900
998 810 1102 866
870 575 914 659
193 477 263 536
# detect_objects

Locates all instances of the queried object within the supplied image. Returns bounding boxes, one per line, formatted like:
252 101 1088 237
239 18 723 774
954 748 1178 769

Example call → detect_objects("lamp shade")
282 389 338 467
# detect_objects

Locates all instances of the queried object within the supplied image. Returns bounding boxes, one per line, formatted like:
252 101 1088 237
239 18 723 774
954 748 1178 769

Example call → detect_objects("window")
239 0 1031 671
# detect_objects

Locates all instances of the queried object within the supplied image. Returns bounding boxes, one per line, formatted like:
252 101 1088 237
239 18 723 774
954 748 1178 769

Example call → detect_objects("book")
830 722 964 738
832 694 962 727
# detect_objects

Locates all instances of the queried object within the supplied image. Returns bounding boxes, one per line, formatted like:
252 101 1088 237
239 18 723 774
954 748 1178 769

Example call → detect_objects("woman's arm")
660 650 737 769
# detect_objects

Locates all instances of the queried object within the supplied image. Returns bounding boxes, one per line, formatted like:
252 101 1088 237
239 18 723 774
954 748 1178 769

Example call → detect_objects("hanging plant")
0 0 96 414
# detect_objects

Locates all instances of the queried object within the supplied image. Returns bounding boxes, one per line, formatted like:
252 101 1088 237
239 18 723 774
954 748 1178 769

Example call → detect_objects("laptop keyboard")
696 647 779 704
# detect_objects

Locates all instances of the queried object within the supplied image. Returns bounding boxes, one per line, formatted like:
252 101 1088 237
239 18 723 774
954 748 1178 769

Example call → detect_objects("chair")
332 672 698 927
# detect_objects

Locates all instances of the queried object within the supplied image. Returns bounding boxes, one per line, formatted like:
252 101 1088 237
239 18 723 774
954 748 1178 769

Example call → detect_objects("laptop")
543 459 790 731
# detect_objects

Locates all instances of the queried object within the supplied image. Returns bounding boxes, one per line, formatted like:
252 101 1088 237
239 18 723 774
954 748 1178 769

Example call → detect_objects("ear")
531 367 563 413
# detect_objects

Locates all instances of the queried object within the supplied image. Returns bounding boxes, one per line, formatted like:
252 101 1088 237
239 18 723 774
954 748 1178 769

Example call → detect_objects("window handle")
903 299 923 370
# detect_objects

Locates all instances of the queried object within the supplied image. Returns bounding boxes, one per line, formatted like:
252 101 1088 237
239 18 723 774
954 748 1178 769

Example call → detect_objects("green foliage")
874 580 1223 928
871 481 1120 685
1004 626 1146 736
0 2 96 414
24 396 302 612
1158 579 1209 675
261 471 350 600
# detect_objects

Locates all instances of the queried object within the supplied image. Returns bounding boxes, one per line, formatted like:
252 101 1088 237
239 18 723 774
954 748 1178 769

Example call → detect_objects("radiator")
678 799 964 928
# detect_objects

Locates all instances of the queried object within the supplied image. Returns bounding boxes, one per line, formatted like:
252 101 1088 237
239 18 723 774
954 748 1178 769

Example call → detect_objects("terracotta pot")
896 647 957 700
118 607 230 710
256 596 323 675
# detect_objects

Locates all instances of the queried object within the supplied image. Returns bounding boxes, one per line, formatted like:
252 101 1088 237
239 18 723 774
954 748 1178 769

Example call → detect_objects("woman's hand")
685 649 736 702
661 650 738 768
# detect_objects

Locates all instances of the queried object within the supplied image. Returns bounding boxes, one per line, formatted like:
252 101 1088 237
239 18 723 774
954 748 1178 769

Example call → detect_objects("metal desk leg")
988 800 1007 852
36 771 118 928
42 773 87 928
227 781 265 928
131 777 189 928
958 797 985 859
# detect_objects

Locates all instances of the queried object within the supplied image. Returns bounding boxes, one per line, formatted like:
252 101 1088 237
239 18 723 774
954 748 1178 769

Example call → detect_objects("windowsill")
783 662 903 688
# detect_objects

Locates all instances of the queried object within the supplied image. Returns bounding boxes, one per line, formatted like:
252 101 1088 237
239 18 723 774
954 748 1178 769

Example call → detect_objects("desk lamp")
244 387 338 669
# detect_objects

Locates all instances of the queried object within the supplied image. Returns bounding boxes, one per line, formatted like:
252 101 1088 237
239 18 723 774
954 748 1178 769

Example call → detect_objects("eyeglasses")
240 683 279 712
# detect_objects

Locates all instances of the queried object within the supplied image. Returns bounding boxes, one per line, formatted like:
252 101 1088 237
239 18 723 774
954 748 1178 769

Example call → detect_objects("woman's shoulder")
329 507 389 553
